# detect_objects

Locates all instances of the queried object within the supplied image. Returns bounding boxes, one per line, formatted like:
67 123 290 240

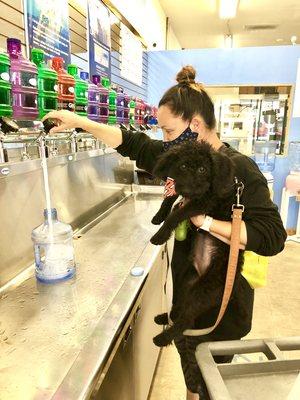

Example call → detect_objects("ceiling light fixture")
219 0 239 19
224 34 233 48
291 35 297 45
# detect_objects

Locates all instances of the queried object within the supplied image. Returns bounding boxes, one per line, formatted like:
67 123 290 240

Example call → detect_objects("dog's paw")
153 331 173 347
151 214 164 225
150 229 171 245
154 313 169 325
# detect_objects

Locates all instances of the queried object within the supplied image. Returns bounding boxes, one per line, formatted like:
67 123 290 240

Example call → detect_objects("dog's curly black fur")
150 141 245 347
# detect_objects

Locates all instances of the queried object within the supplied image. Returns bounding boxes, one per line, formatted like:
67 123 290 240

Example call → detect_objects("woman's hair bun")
176 65 196 85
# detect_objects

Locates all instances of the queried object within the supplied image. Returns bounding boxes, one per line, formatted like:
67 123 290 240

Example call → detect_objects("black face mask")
163 126 198 151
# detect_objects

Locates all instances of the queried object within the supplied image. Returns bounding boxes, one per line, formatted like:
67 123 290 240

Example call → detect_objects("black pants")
174 335 235 399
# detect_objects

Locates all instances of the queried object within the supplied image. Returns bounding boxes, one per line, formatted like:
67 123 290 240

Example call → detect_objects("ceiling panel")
160 0 300 48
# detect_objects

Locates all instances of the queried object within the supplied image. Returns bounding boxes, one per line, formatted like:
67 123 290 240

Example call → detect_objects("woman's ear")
211 152 235 198
190 116 204 135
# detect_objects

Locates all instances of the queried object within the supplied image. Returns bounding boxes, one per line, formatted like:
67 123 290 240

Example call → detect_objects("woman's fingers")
41 110 61 122
49 123 68 134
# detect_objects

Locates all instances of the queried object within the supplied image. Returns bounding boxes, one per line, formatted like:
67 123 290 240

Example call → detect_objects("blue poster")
88 0 111 78
24 0 71 64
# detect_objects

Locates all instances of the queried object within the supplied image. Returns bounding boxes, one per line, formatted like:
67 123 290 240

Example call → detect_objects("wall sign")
88 0 111 78
24 0 71 64
120 23 143 86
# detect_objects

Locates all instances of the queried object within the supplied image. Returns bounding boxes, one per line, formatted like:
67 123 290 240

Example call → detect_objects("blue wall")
147 46 300 229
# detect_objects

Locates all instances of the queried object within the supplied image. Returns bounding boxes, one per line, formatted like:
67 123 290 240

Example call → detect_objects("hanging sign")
24 0 71 64
88 0 111 78
120 23 143 86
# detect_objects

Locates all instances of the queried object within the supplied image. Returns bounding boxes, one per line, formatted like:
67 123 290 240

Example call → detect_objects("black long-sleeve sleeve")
116 129 163 174
228 150 287 256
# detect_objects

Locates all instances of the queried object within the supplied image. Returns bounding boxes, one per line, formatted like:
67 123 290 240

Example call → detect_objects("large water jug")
92 74 108 124
51 57 75 112
80 71 100 121
7 38 38 120
32 208 76 283
116 86 125 124
123 93 130 124
0 53 12 117
135 98 145 125
67 64 88 116
108 83 117 125
254 141 278 172
129 98 135 124
31 48 58 119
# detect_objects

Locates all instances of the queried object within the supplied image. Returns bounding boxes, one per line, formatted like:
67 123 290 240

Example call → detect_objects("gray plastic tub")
196 336 300 400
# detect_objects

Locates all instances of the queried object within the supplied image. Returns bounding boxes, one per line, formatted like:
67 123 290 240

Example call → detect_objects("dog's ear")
153 148 181 178
211 151 235 198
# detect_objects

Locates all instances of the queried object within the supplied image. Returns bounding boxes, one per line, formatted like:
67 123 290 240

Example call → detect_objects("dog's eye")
180 164 187 171
197 166 206 174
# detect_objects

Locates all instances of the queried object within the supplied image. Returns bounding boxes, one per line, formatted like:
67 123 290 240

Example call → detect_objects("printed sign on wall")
24 0 71 64
120 23 143 86
88 0 111 78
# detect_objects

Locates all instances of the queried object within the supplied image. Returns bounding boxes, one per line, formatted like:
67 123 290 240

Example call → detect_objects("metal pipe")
0 136 6 163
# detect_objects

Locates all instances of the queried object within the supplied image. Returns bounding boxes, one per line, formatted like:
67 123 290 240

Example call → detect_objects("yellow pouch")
241 251 268 289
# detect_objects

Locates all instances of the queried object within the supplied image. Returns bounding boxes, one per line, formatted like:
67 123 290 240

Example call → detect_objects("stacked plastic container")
129 97 135 125
31 48 58 119
107 80 117 125
67 64 88 117
0 52 13 117
123 93 130 125
7 38 38 120
52 57 75 112
1 39 159 131
80 71 99 121
116 87 125 125
135 97 145 125
92 75 109 124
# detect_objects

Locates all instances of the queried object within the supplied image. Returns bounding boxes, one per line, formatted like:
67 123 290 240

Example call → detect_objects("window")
207 85 292 155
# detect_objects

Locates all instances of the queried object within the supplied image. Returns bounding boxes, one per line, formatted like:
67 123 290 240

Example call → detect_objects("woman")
43 66 287 400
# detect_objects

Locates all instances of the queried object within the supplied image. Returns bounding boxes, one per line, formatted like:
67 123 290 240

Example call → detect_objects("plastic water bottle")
129 98 135 124
123 93 130 124
67 64 88 116
116 86 125 125
32 208 76 283
107 81 117 125
51 57 75 112
0 53 12 117
92 74 109 124
7 38 38 120
80 71 100 121
31 48 58 119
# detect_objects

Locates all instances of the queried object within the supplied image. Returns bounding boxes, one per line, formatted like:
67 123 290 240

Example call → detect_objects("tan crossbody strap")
183 181 244 337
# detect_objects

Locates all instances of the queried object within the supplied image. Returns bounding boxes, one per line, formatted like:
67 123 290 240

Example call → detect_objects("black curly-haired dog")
150 141 245 347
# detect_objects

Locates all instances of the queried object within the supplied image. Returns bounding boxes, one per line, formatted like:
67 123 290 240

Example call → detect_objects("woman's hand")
190 214 205 229
42 110 88 134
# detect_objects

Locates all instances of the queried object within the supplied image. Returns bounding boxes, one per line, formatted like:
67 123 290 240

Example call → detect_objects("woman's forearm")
209 219 247 249
42 111 123 149
80 118 123 148
190 214 247 249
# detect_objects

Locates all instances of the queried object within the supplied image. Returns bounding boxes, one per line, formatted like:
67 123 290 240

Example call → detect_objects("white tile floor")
149 241 300 400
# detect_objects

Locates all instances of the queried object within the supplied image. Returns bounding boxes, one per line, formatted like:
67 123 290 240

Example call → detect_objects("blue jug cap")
80 71 89 81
